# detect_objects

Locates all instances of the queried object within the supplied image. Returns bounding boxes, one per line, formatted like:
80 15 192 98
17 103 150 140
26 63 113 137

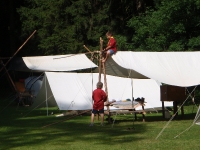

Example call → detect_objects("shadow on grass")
1 93 198 149
142 113 196 122
0 101 147 149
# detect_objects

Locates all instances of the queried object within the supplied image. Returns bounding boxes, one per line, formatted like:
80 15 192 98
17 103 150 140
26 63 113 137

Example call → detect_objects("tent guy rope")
155 85 198 140
0 30 37 73
53 50 99 60
41 110 91 128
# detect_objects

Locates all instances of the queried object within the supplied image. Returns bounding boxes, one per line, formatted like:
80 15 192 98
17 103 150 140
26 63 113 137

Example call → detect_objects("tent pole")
99 36 112 123
98 37 103 82
0 30 37 73
131 78 135 122
102 62 111 123
45 74 48 116
95 37 104 121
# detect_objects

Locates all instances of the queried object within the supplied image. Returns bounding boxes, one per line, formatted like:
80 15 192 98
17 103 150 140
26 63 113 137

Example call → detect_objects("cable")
155 85 198 140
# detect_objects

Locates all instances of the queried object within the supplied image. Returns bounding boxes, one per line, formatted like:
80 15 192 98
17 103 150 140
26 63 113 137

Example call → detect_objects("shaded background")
0 0 23 57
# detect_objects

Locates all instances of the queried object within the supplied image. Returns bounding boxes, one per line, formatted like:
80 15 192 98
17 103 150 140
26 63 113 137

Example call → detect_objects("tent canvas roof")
9 51 199 87
9 54 97 72
110 51 200 87
94 55 148 79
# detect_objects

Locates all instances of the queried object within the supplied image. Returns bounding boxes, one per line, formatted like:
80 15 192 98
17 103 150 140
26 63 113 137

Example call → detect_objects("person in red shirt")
90 81 107 126
102 31 117 63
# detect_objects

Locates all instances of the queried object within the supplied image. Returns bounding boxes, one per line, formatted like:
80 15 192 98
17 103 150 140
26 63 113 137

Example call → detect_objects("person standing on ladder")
101 31 117 63
90 82 107 126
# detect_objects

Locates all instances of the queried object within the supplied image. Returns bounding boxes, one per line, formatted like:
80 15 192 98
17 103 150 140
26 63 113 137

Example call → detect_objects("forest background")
1 0 200 57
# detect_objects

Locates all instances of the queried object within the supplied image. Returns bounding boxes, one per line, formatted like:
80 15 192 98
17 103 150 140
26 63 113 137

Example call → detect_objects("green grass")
0 93 200 150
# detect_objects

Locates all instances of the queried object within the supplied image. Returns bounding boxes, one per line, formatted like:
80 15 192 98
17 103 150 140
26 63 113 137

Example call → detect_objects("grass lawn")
0 93 200 150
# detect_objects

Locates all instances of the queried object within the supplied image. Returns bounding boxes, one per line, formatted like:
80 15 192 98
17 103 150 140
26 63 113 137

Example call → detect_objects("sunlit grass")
0 94 199 150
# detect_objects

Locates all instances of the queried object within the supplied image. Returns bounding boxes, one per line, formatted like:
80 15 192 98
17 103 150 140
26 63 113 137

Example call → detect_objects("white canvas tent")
9 54 98 72
11 51 200 89
109 51 200 87
22 51 200 113
32 72 172 111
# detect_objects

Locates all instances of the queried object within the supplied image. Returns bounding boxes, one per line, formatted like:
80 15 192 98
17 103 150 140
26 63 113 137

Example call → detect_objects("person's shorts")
108 49 115 55
92 108 104 114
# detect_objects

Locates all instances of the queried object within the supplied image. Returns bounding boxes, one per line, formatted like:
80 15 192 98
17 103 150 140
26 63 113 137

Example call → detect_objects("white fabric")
100 56 148 79
23 54 97 71
112 51 200 87
46 72 92 110
33 72 172 110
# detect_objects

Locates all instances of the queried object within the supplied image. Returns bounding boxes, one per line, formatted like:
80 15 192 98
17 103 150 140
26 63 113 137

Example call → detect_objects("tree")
127 0 200 51
17 0 155 55
17 0 113 55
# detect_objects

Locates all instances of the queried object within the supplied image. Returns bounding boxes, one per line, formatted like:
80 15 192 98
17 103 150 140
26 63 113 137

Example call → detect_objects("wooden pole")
83 45 98 60
99 36 111 123
83 45 92 53
102 62 111 123
102 63 108 94
0 30 37 73
98 37 103 82
95 37 104 121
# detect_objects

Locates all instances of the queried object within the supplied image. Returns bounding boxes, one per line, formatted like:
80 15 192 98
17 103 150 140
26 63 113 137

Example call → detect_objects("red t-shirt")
107 37 117 53
92 88 107 110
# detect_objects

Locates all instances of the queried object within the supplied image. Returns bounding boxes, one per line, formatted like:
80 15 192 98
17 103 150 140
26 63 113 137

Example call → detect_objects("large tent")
32 72 169 111
14 52 200 111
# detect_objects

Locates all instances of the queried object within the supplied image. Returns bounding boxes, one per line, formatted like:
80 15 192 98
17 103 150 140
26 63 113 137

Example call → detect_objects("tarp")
9 54 97 72
95 56 148 79
10 51 200 87
32 72 172 111
111 51 200 87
